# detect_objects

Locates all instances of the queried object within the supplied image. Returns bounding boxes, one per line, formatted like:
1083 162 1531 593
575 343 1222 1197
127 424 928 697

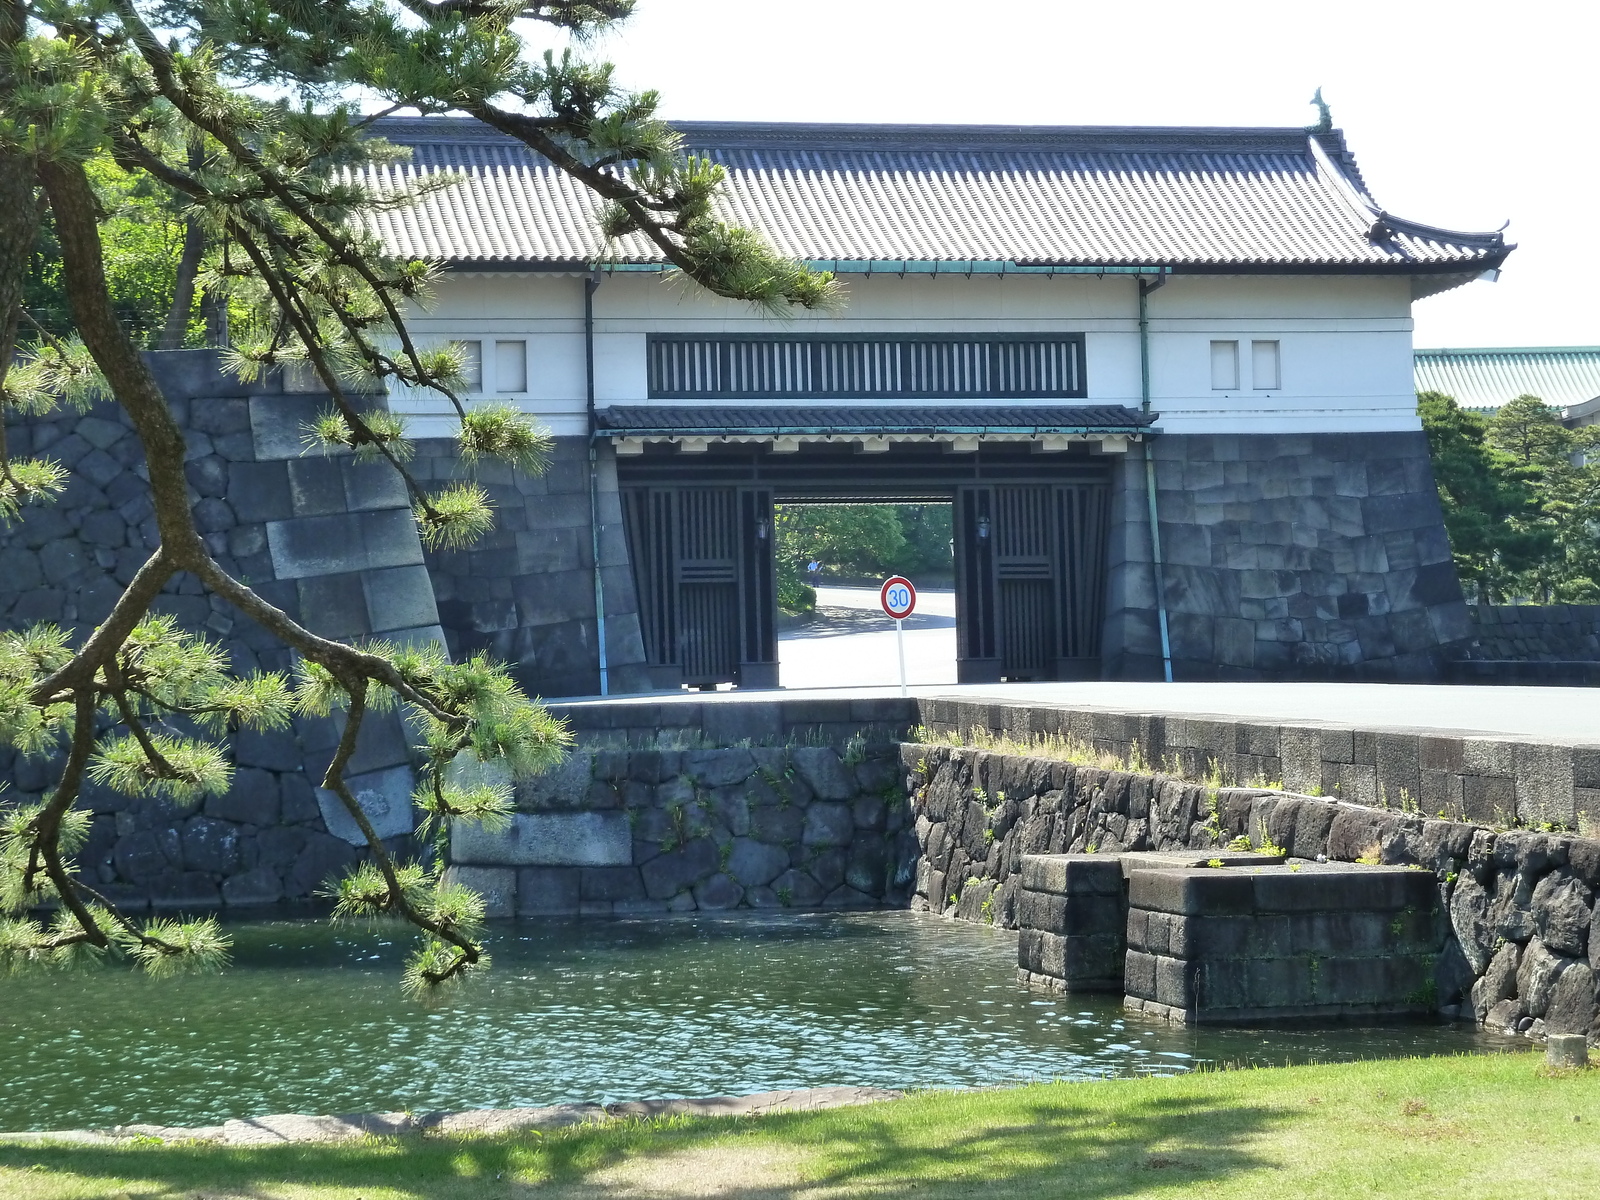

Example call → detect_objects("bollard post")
1547 1033 1590 1069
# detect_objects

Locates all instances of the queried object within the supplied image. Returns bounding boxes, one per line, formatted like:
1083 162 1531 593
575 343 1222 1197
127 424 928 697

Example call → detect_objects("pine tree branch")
108 0 449 397
319 686 481 982
224 219 438 509
28 692 110 949
113 116 469 412
30 549 177 705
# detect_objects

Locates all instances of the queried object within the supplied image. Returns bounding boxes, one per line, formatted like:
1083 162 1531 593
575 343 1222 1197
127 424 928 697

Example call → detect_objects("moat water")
0 910 1512 1131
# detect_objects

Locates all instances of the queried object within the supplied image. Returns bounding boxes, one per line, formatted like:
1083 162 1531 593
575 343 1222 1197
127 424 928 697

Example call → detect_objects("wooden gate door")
622 486 776 689
955 483 1109 682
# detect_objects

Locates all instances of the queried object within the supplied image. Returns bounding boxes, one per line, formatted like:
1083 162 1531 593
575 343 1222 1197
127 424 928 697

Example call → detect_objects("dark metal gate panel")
1057 483 1110 677
995 486 1057 680
956 482 1110 683
955 488 998 681
622 488 678 687
737 489 778 687
676 489 739 685
620 485 775 689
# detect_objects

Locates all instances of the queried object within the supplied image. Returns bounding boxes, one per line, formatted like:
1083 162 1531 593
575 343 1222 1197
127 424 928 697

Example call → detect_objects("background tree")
1420 390 1600 604
775 503 954 614
1483 396 1600 602
1419 392 1548 602
24 153 204 349
0 0 834 986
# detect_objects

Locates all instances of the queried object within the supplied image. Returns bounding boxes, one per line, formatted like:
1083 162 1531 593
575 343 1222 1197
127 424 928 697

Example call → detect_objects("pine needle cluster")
1 0 829 992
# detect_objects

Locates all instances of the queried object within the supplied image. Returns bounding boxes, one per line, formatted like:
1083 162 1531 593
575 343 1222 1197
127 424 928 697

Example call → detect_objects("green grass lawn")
3 1052 1596 1198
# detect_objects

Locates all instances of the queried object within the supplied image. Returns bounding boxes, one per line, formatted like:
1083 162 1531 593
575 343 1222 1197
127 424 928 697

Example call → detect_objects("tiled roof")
594 405 1155 436
354 119 1508 290
1413 347 1600 412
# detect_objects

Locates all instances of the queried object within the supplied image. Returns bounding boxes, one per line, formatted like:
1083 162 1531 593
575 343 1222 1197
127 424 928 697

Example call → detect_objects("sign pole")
880 575 916 696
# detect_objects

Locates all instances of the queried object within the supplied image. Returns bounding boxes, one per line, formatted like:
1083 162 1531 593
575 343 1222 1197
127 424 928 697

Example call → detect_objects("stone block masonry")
0 350 439 910
908 740 1600 1041
1015 855 1124 992
1103 434 1471 680
1122 861 1441 1023
411 436 651 699
445 743 917 916
1016 850 1279 994
1464 604 1600 662
915 695 1600 831
1451 604 1600 684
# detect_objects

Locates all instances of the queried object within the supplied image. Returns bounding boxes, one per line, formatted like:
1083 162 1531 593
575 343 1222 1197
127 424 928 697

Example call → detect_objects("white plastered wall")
394 270 1419 438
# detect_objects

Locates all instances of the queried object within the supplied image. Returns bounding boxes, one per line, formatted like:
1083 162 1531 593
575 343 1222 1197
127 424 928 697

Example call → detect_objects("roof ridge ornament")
1307 87 1333 135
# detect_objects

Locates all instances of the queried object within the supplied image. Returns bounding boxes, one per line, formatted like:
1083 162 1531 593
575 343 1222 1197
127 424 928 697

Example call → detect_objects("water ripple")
0 911 1506 1131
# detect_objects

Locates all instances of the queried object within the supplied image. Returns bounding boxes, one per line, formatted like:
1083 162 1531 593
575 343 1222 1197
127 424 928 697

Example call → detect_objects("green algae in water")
0 911 1507 1131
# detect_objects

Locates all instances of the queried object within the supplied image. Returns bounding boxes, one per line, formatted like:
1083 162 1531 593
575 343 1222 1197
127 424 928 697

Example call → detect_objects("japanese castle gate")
599 331 1150 688
353 117 1511 695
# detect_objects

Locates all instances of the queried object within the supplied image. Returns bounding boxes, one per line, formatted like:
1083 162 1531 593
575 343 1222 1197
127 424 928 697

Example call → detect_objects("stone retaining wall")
1103 433 1470 681
446 744 916 915
1464 604 1600 661
915 696 1600 830
413 437 652 699
905 742 1600 1040
0 351 440 910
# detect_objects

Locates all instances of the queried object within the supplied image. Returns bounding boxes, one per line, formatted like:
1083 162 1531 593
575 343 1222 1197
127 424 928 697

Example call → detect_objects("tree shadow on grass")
0 1088 1292 1199
750 1089 1290 1199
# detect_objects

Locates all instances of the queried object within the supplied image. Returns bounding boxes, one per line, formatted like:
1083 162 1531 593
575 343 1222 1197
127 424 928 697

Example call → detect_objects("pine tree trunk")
156 217 205 350
37 157 198 554
0 2 37 388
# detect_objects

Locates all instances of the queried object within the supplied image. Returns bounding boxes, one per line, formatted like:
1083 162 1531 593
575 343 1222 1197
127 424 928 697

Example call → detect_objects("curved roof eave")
358 117 1513 275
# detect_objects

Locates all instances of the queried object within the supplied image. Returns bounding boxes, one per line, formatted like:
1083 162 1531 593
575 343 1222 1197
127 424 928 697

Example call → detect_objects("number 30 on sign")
880 576 916 619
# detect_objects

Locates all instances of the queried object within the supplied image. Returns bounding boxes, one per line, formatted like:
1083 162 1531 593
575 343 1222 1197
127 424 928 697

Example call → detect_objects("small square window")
1210 340 1239 390
455 340 483 391
1252 340 1280 390
495 339 528 393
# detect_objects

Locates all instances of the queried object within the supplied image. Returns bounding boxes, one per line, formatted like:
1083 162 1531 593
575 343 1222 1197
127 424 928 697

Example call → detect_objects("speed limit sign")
880 576 916 695
880 576 916 619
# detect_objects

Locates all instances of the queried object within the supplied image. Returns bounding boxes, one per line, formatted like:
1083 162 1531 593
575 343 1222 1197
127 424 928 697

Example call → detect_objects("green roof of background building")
1413 346 1600 412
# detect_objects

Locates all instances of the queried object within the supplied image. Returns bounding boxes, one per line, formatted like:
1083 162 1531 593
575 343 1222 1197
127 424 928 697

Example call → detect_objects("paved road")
778 586 956 690
580 675 1600 745
597 584 1600 744
577 584 1600 744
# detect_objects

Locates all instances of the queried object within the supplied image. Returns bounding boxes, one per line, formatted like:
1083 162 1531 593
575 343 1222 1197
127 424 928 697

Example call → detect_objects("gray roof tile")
594 405 1155 435
353 119 1509 277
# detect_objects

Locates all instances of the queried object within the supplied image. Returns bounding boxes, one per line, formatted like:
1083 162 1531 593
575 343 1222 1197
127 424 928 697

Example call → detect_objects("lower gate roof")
355 118 1511 296
593 405 1156 438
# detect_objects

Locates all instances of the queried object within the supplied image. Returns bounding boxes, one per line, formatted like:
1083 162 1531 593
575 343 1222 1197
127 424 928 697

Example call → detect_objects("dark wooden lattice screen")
622 485 775 688
648 334 1086 400
956 482 1110 682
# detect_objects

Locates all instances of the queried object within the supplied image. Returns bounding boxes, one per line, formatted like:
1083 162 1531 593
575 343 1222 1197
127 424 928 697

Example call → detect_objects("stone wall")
413 437 651 699
1464 604 1600 661
0 351 439 909
446 743 916 915
1120 859 1442 1023
905 742 1600 1040
915 695 1600 831
1103 434 1471 681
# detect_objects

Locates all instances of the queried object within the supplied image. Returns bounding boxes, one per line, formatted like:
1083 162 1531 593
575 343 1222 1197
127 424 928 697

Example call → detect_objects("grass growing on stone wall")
578 725 907 752
2 1053 1596 1198
909 725 1286 793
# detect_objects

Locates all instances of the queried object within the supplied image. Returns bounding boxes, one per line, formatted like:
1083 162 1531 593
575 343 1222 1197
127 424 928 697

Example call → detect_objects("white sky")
571 0 1598 349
